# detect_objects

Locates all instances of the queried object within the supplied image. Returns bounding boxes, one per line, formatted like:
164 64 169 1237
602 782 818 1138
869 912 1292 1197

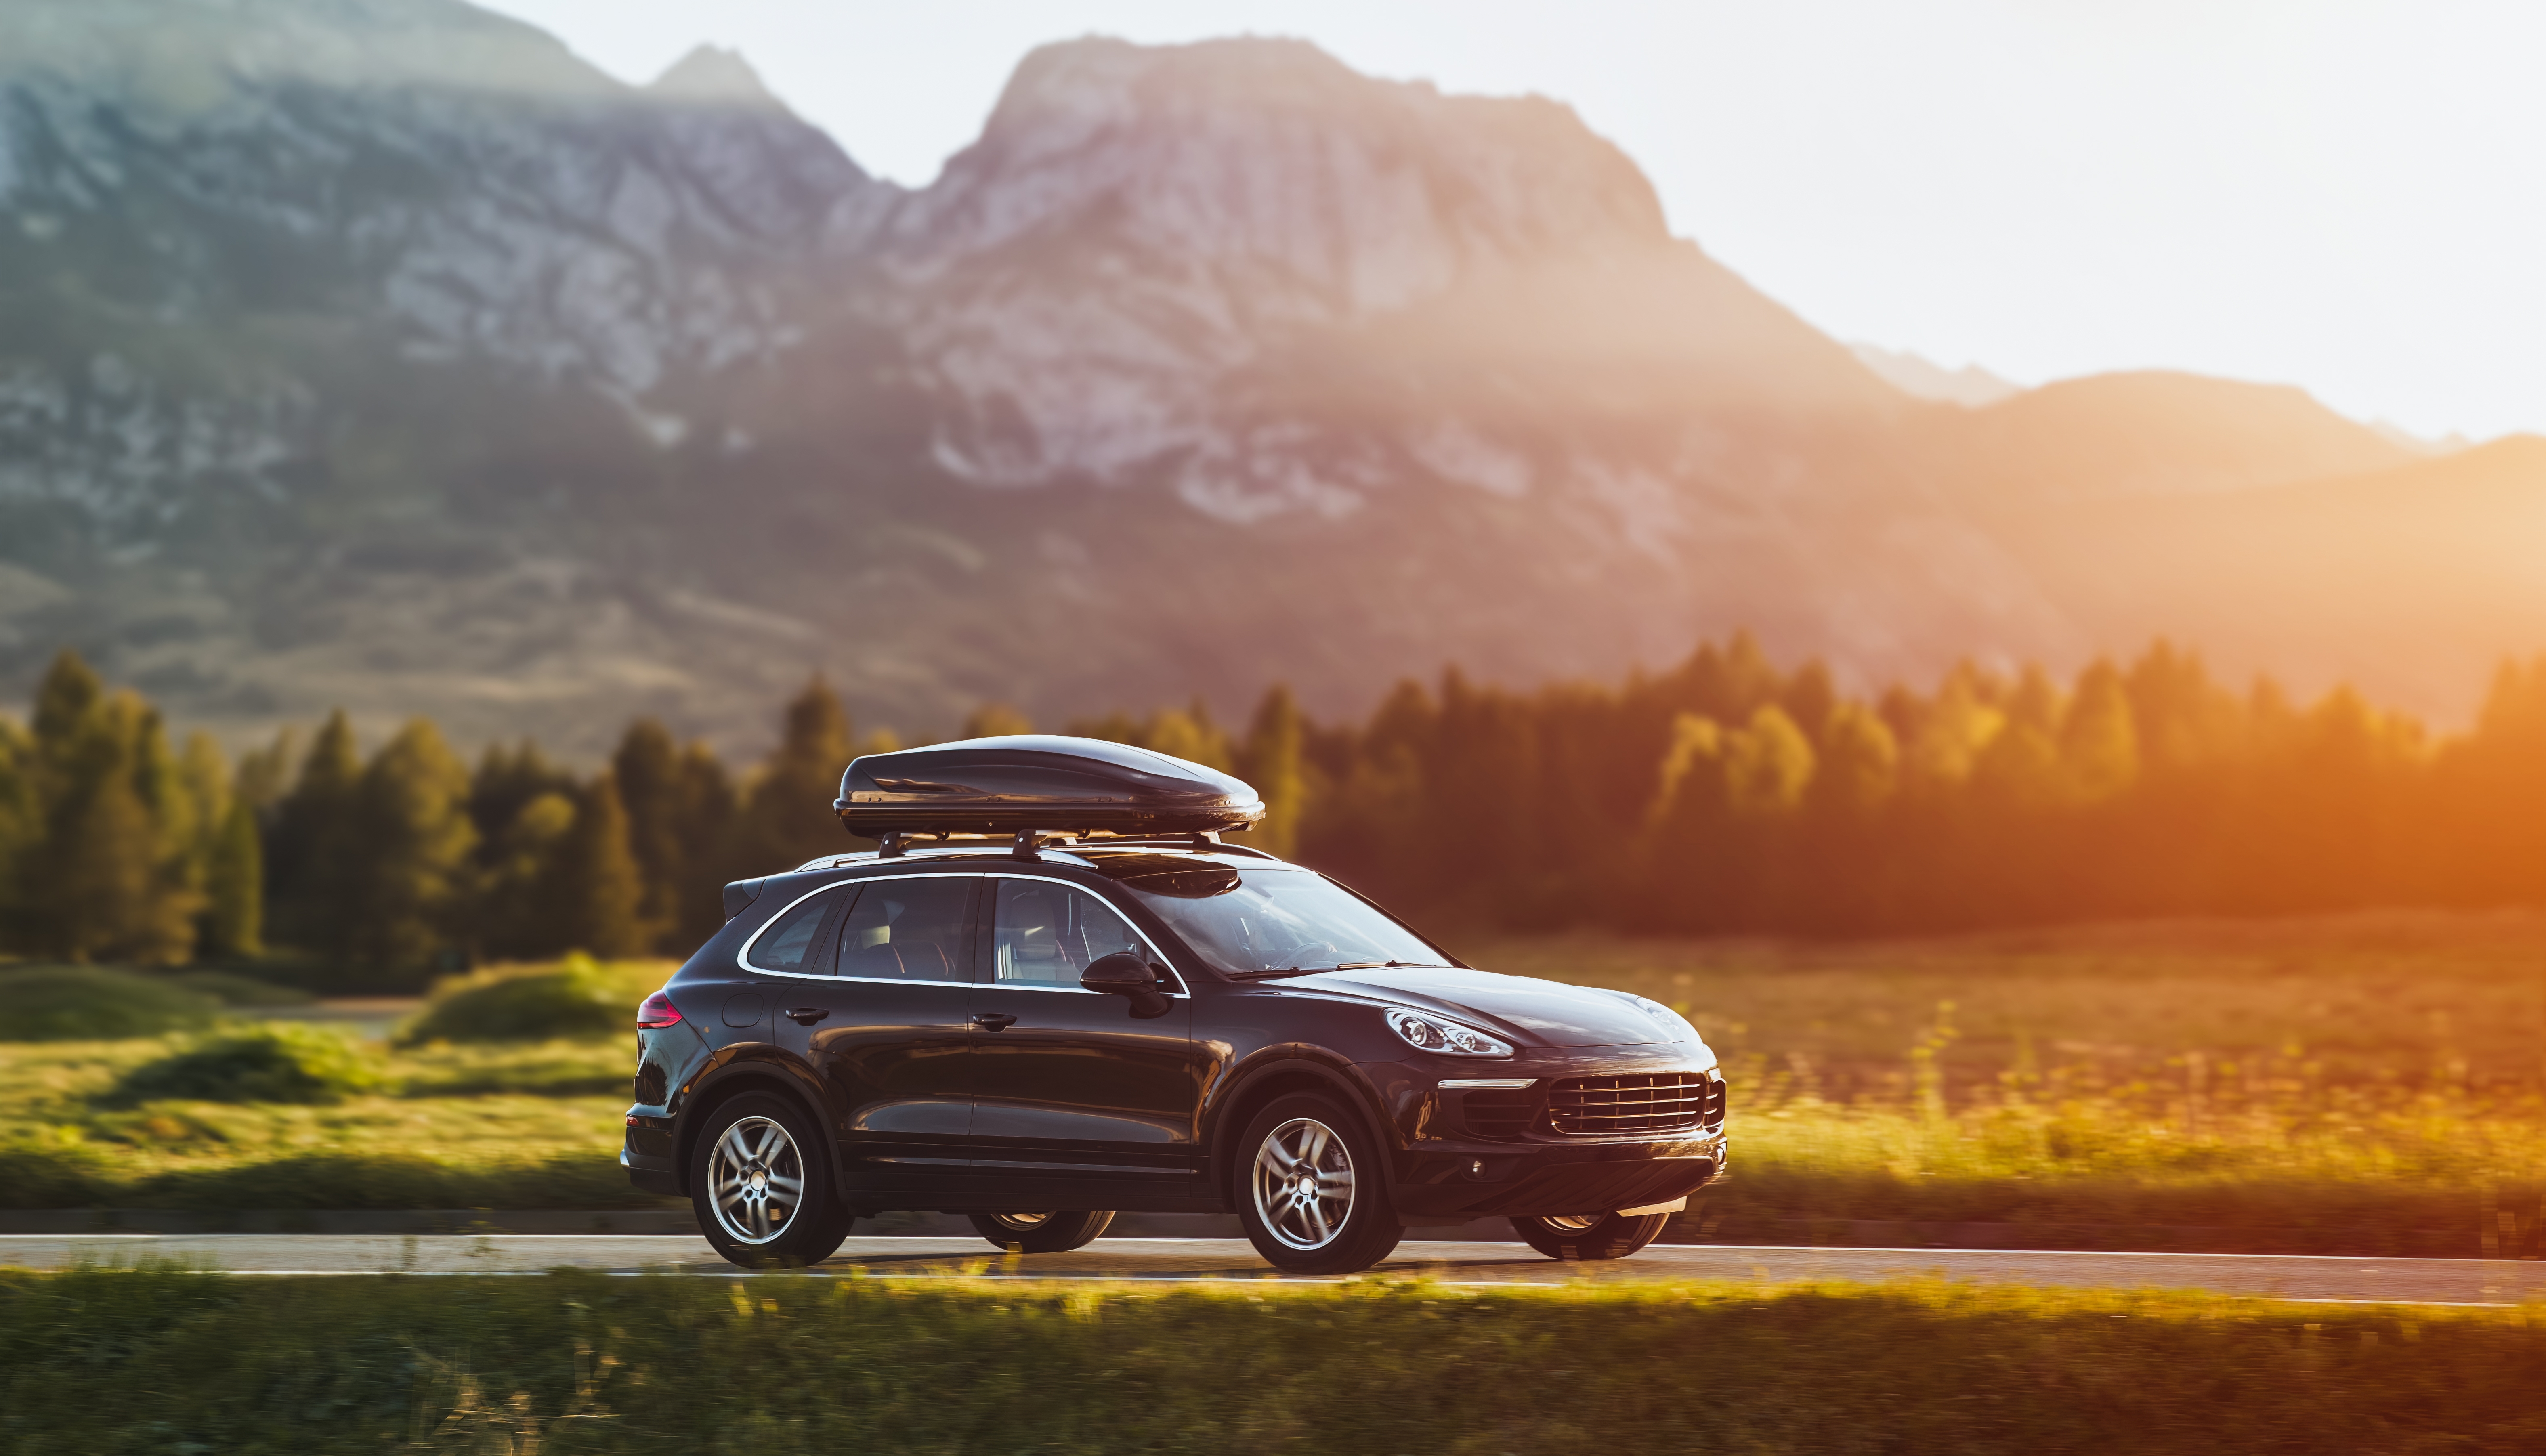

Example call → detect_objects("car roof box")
835 735 1266 838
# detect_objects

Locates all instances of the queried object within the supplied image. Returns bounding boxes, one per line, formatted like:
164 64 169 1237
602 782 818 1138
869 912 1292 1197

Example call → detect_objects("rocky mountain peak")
3 0 614 109
646 43 788 112
886 36 1668 303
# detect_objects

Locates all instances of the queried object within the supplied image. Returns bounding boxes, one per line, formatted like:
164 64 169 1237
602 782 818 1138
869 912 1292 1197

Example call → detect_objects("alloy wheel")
1251 1116 1357 1250
1542 1214 1605 1233
985 1212 1055 1233
707 1114 805 1244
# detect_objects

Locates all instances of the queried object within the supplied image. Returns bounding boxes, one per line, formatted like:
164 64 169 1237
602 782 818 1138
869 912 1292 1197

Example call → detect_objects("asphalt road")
8 1234 2543 1304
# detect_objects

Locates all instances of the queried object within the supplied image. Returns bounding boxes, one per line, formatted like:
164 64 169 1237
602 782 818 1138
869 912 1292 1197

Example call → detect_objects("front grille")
1546 1072 1714 1135
1459 1089 1539 1141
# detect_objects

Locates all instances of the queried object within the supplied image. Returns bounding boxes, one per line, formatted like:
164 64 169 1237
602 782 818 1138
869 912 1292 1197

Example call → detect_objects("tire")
1511 1210 1669 1261
966 1210 1116 1253
689 1091 852 1269
1234 1093 1403 1275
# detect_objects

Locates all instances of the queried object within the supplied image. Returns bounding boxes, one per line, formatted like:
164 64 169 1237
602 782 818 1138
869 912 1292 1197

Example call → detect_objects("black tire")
1511 1211 1669 1261
966 1210 1116 1253
1233 1092 1403 1275
689 1091 852 1269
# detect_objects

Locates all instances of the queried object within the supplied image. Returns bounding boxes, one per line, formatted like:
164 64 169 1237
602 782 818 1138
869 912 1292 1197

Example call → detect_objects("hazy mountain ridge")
0 0 2534 752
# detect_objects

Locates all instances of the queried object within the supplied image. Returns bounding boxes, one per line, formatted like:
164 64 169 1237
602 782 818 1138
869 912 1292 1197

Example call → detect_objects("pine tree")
202 797 264 957
730 676 854 875
20 654 198 962
671 741 739 948
1238 685 1308 860
478 791 575 958
550 773 647 957
2059 661 2141 802
0 718 38 945
344 720 477 978
267 711 363 955
611 720 686 950
1809 702 1900 820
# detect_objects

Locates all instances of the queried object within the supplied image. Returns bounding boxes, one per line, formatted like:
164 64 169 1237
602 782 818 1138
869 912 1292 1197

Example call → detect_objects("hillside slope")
0 2 2519 749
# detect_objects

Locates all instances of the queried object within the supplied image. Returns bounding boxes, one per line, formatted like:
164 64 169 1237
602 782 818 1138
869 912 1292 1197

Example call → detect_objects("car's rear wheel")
1511 1210 1669 1261
690 1091 851 1269
966 1210 1115 1253
1234 1093 1402 1275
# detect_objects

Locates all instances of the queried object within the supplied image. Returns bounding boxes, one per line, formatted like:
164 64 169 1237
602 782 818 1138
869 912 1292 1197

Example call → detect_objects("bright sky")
484 0 2546 441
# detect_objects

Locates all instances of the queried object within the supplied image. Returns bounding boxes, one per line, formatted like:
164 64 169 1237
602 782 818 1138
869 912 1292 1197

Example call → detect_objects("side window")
835 877 978 982
746 885 856 974
989 880 1149 987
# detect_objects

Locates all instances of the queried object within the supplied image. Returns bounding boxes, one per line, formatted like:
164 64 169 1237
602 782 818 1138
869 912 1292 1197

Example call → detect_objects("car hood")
1279 965 1670 1048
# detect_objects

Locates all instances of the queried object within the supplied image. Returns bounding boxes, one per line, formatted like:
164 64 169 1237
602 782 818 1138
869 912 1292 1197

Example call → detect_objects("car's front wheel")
1511 1210 1669 1261
690 1091 852 1268
1235 1093 1403 1275
967 1210 1115 1252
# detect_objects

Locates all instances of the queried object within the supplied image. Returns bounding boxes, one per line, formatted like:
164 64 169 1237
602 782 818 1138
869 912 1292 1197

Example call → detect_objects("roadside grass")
1475 912 2546 1252
0 1267 2540 1455
4 920 2545 1246
0 1032 651 1210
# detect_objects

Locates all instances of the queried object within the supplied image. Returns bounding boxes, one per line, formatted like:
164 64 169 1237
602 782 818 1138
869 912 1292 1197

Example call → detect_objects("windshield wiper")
1232 959 1449 980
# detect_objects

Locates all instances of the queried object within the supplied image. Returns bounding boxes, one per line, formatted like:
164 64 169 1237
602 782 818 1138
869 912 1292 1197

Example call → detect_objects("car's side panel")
963 873 1210 1186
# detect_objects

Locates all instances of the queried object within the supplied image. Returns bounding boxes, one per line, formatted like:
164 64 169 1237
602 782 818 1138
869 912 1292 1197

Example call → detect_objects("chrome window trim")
736 873 977 985
733 870 1190 994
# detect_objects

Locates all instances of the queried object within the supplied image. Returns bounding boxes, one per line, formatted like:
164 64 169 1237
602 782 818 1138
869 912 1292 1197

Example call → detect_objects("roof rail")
792 833 1283 875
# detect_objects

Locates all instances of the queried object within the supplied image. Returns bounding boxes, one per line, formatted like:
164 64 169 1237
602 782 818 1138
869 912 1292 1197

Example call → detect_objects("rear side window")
744 885 856 974
835 876 978 983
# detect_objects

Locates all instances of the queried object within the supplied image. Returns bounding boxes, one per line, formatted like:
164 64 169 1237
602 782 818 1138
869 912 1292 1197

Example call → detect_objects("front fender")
1201 1045 1396 1203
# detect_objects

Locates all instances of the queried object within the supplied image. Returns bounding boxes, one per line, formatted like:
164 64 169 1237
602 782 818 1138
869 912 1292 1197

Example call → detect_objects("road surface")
7 1234 2542 1304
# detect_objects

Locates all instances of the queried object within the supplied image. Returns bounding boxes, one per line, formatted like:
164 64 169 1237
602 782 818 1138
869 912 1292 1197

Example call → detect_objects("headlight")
1384 1007 1513 1057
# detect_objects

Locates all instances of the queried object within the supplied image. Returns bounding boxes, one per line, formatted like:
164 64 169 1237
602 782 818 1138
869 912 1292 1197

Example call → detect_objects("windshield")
1122 867 1448 976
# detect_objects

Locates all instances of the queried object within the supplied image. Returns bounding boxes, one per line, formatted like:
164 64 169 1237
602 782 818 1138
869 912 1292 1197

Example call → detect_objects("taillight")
636 992 683 1029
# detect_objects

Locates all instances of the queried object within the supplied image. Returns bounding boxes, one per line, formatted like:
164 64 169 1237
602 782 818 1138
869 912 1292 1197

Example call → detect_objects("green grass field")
5 917 2545 1252
1468 913 2546 1253
0 1267 2539 1454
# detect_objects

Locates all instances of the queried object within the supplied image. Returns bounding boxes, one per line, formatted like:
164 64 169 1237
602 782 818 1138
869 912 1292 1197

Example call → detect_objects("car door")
762 873 981 1188
963 874 1207 1192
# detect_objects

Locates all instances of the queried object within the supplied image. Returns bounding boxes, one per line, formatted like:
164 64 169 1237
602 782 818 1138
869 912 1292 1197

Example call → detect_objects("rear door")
962 875 1207 1197
762 873 980 1189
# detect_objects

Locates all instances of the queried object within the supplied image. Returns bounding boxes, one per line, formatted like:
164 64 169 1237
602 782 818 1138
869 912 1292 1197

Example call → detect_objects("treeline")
5 635 2546 982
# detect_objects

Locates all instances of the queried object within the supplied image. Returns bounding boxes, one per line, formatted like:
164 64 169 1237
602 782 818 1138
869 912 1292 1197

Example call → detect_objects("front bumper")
1389 1127 1727 1220
1364 1048 1729 1219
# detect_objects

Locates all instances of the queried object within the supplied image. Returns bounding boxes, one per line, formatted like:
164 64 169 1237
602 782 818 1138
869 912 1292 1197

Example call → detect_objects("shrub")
395 955 657 1045
0 967 218 1042
168 971 313 1007
107 1024 386 1106
0 1137 116 1208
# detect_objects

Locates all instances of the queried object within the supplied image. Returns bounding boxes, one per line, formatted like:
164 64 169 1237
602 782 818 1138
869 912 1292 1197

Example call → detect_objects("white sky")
483 0 2546 441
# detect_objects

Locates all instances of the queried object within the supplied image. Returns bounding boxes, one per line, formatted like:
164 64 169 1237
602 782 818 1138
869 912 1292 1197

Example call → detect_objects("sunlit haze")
481 0 2546 442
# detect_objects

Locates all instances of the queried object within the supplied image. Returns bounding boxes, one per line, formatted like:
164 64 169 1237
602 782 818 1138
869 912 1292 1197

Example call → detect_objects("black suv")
622 736 1727 1272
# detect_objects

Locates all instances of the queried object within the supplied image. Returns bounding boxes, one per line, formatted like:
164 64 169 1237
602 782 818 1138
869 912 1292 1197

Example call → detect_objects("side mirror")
1081 951 1173 1020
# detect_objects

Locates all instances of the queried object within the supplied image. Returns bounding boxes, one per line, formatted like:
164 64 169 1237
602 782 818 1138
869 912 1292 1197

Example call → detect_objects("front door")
767 873 981 1192
963 874 1207 1202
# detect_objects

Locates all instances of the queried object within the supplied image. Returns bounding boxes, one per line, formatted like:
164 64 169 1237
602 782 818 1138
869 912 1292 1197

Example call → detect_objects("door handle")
970 1013 1018 1030
783 1007 831 1026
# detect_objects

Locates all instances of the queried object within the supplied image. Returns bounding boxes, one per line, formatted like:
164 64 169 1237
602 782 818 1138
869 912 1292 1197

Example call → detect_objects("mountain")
0 0 2534 752
1996 435 2546 715
1849 344 2019 408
